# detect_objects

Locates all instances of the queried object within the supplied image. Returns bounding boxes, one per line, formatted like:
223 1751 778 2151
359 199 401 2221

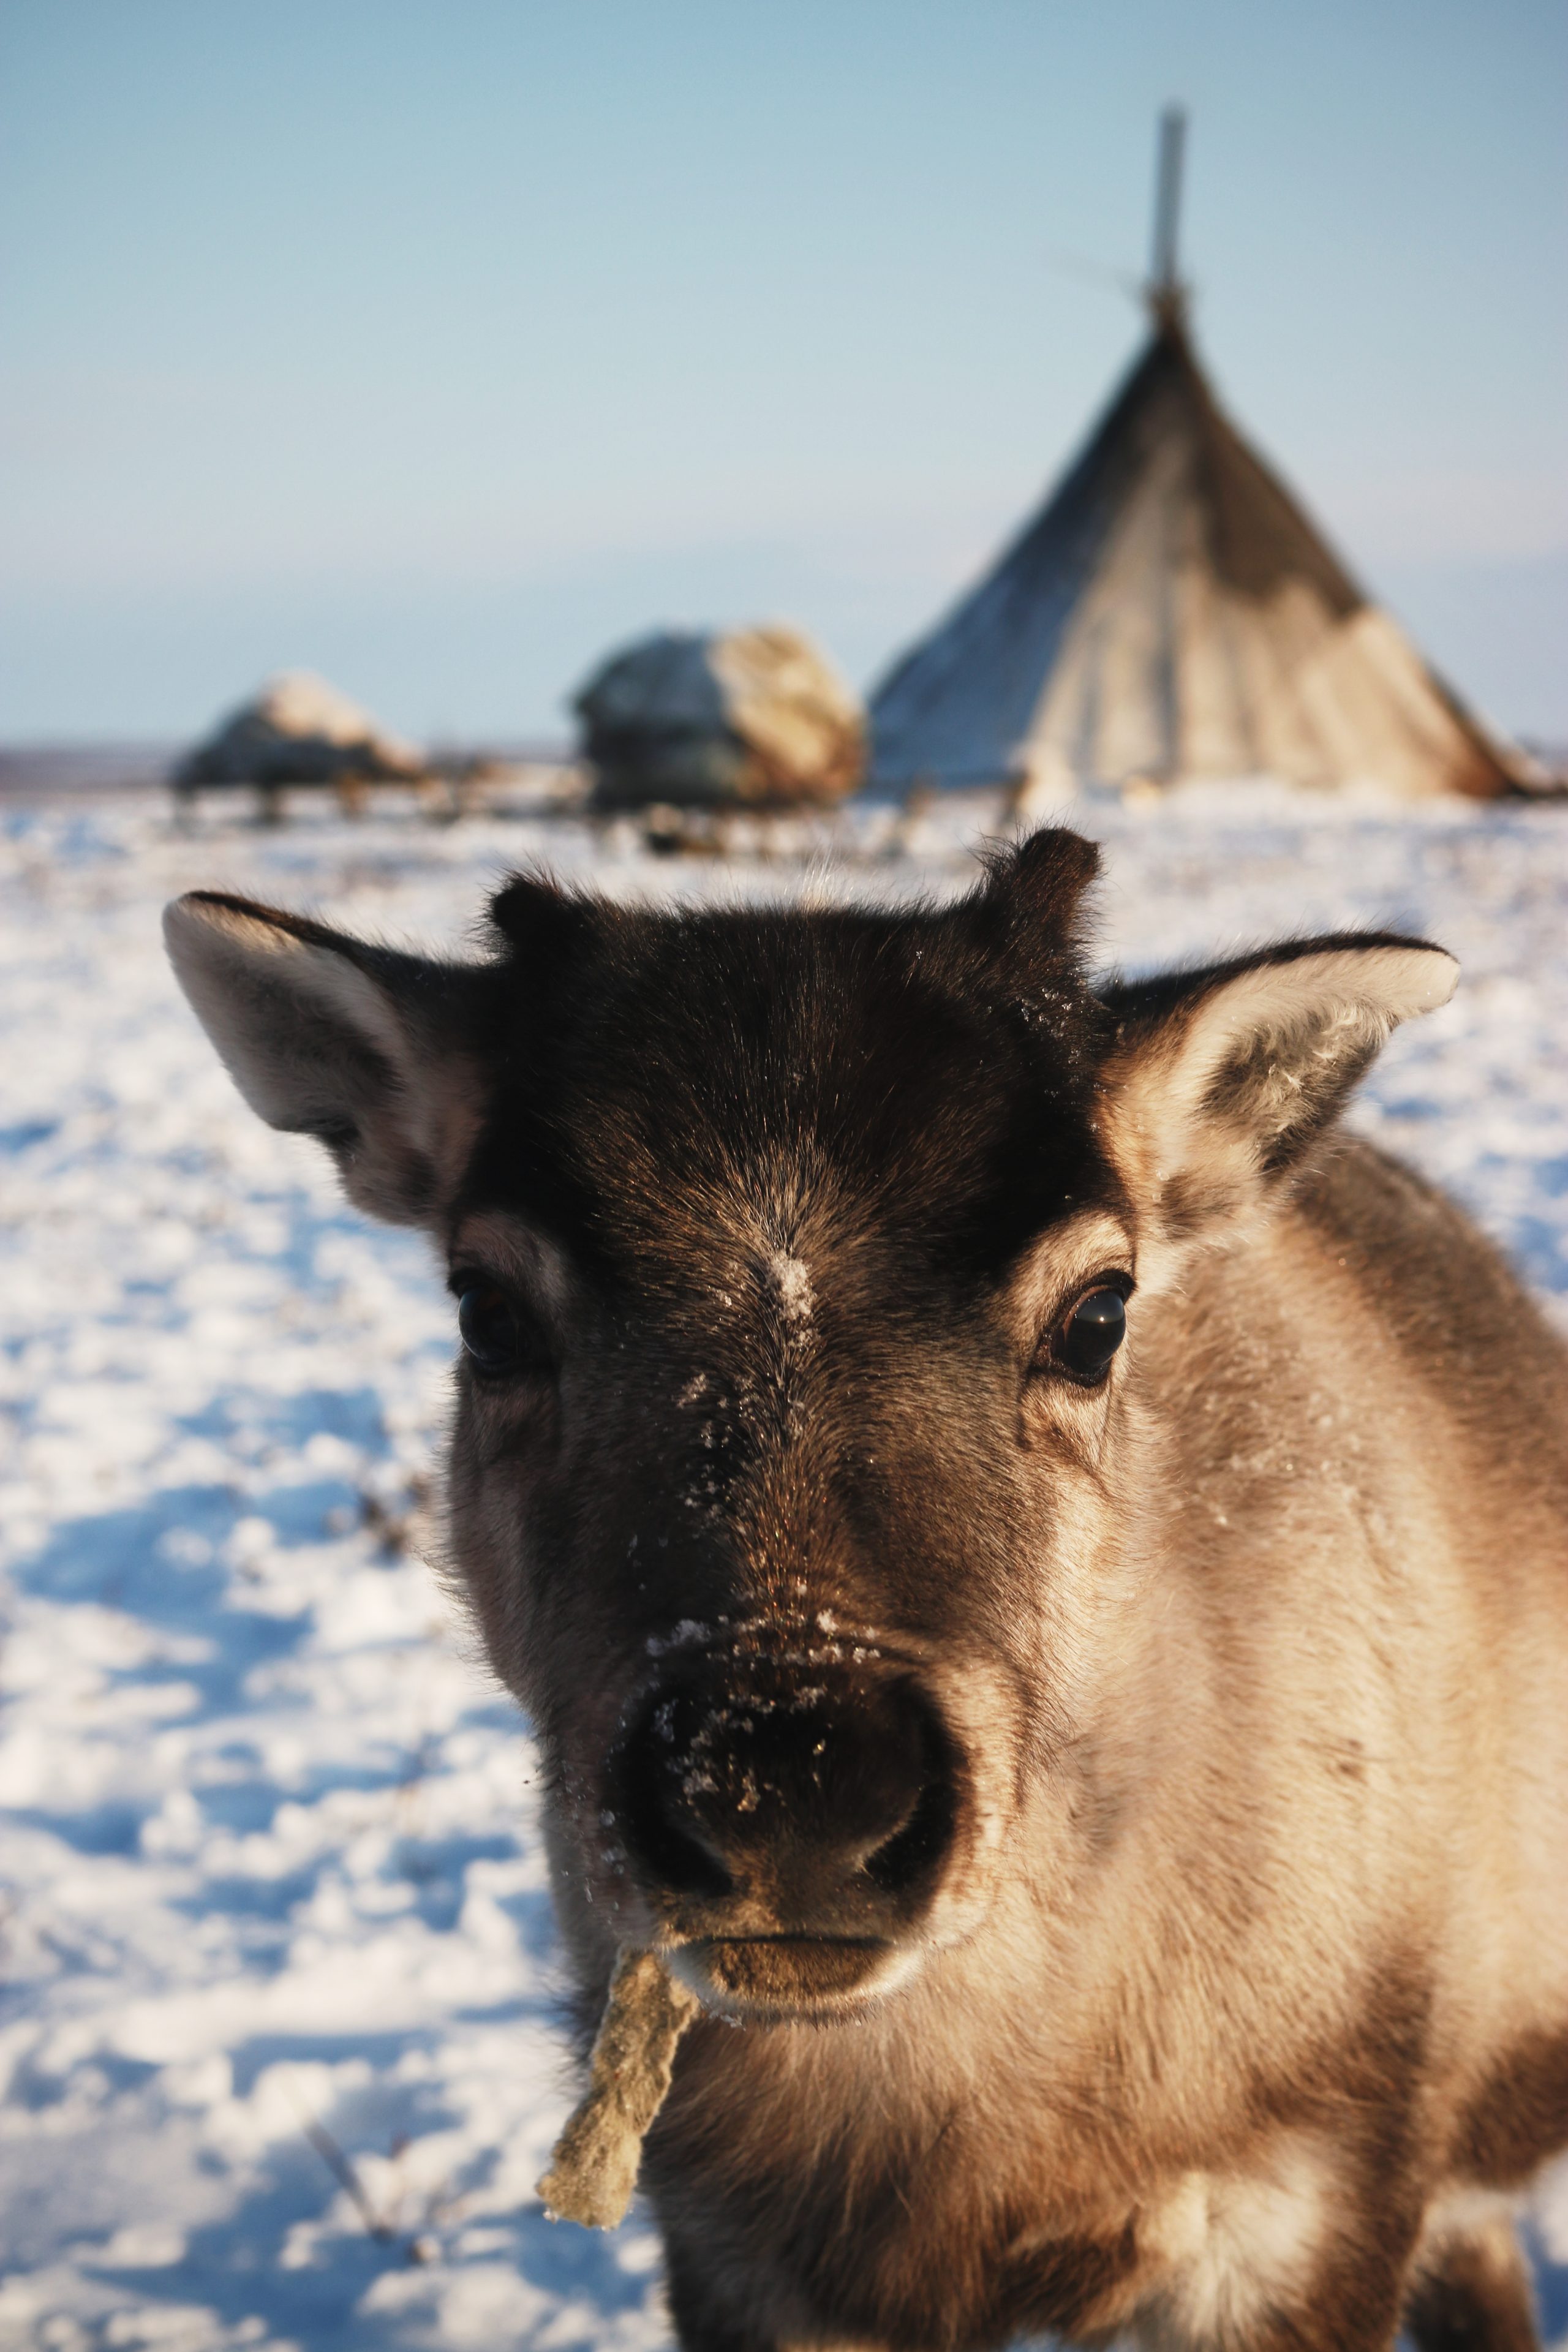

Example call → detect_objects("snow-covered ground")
1 785 1565 2350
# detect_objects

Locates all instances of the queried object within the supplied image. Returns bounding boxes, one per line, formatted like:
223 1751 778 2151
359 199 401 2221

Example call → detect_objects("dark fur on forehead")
470 831 1116 1286
963 826 1102 966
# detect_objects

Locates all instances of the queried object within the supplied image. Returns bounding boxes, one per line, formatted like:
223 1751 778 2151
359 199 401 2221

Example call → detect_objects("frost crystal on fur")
769 1249 815 1328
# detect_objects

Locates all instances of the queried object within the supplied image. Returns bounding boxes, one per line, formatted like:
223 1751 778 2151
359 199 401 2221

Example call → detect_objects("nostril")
862 1771 957 1896
617 1745 736 1901
634 1806 736 1901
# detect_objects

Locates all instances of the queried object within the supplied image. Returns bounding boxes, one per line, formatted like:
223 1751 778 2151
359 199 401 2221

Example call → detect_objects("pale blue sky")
2 0 1564 743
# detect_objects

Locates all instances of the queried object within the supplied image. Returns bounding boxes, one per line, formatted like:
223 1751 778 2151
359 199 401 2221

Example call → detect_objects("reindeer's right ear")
164 892 490 1226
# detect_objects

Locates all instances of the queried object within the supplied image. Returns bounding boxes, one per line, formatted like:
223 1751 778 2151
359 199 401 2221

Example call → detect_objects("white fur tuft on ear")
1101 938 1457 1245
164 892 486 1225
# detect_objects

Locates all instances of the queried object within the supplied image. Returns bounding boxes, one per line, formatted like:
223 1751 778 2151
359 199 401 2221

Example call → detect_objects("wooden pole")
1149 106 1187 322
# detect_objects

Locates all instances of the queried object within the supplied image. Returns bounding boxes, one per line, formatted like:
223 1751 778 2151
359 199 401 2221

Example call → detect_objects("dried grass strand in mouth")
537 1945 703 2228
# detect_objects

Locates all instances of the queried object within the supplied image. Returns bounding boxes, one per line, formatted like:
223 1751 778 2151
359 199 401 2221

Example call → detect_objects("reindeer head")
167 832 1453 2020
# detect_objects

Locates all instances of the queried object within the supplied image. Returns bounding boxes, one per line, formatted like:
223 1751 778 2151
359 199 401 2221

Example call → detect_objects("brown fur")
1453 2032 1568 2189
164 834 1568 2351
1407 2215 1542 2352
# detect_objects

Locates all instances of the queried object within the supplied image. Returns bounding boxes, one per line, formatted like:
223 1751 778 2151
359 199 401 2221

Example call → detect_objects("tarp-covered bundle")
176 673 424 796
870 317 1536 807
577 626 864 809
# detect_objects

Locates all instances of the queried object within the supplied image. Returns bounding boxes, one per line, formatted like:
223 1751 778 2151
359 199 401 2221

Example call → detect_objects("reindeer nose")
614 1656 958 1929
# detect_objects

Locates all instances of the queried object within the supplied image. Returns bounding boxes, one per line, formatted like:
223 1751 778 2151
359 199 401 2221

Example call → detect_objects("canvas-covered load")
176 673 424 796
576 626 864 809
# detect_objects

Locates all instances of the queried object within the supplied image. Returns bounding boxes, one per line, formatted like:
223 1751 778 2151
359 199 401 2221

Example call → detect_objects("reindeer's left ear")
1098 936 1457 1245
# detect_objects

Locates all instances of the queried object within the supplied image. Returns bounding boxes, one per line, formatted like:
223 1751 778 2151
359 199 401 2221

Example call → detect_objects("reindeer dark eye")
456 1281 549 1378
1052 1285 1129 1385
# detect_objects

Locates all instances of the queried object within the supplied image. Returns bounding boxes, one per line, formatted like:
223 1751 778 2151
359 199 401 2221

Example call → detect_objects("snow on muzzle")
609 1646 963 2006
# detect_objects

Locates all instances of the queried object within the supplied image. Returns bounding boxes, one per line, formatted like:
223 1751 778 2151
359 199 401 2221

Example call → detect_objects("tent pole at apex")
1150 105 1188 327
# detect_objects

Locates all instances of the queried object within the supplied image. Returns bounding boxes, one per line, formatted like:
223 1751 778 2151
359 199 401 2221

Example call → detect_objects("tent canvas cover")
870 118 1536 808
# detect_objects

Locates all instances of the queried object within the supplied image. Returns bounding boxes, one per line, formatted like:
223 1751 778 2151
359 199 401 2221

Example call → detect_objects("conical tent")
870 118 1534 807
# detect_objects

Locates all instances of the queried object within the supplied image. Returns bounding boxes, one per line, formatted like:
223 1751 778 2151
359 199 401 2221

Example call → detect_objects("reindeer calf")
167 831 1568 2351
